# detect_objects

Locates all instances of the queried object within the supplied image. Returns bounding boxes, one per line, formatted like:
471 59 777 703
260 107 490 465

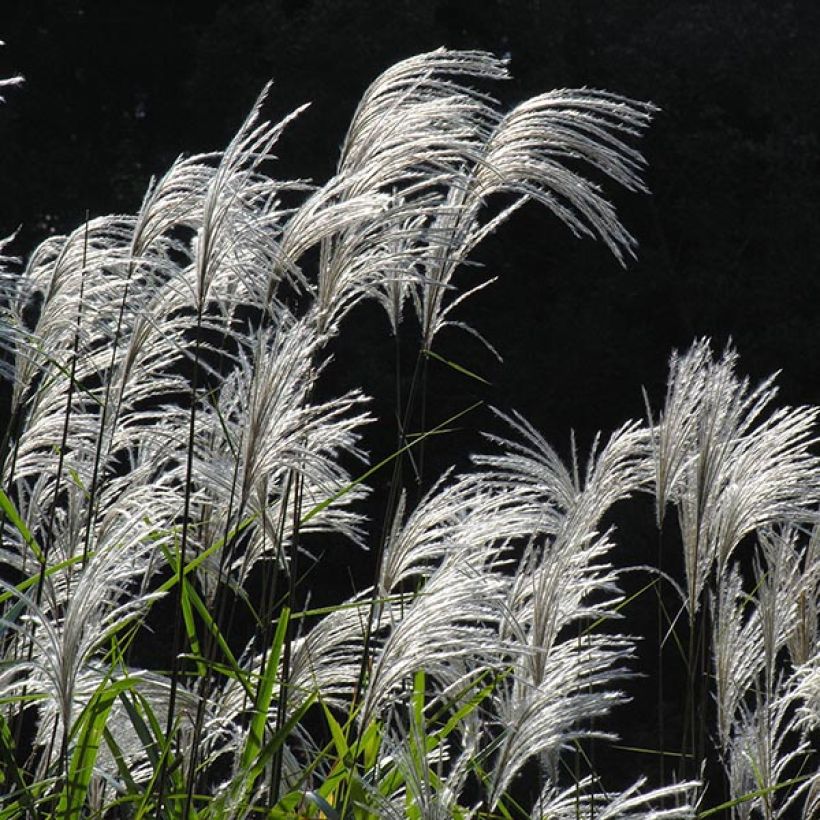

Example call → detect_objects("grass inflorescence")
0 49 817 818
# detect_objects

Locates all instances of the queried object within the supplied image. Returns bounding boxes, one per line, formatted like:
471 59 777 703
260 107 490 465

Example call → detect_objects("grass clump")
0 49 817 818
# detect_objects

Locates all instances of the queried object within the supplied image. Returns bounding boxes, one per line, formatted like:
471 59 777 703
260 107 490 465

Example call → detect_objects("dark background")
1 0 819 797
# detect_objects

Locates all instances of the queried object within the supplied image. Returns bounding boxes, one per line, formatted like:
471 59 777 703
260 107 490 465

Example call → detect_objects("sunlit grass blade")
0 486 45 564
239 606 290 777
0 552 93 606
423 347 491 385
696 775 811 819
162 544 254 698
219 689 316 815
179 573 206 678
55 676 140 817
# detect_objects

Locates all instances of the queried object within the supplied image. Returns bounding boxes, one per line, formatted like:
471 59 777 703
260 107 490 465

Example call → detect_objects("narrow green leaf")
56 676 138 817
184 576 254 699
412 669 425 730
216 690 315 815
179 577 206 677
102 725 139 794
67 466 90 500
0 486 45 564
32 344 105 407
118 690 160 769
319 697 350 763
155 513 257 595
358 719 382 772
0 598 26 642
0 552 92 607
239 607 290 775
302 401 482 525
583 579 656 635
423 347 491 384
432 674 496 746
162 545 253 698
697 775 810 818
133 705 185 820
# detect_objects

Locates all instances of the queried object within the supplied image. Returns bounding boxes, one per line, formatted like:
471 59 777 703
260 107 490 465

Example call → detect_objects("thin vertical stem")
271 467 303 803
656 528 666 787
156 305 203 814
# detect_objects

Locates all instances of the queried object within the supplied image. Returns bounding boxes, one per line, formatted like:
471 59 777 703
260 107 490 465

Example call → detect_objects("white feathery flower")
709 562 764 751
649 339 820 616
531 775 699 819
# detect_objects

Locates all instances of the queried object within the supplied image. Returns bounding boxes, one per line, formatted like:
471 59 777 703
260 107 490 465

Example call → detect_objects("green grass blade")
239 607 290 775
179 575 206 677
432 673 496 746
183 575 254 699
0 486 45 564
0 597 26 642
305 790 341 819
55 676 139 817
118 690 160 770
302 401 482 525
133 702 185 820
697 775 810 818
0 552 92 606
102 725 140 794
423 348 491 384
319 696 350 764
217 688 315 815
162 544 254 698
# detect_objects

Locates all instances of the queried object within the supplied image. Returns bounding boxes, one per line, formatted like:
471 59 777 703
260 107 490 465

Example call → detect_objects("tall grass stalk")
0 49 817 817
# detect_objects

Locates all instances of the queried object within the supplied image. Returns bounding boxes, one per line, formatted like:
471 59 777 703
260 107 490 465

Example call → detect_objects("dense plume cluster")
0 49 817 817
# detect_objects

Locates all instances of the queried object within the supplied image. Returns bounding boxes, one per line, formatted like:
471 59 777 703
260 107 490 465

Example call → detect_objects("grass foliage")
0 49 818 818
